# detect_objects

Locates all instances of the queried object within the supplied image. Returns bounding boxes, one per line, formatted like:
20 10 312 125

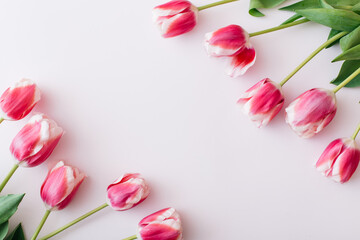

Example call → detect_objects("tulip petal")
0 79 40 120
153 0 198 38
106 173 150 211
227 45 256 77
238 79 284 128
10 114 63 167
316 138 360 183
285 88 337 138
139 208 182 240
40 161 85 210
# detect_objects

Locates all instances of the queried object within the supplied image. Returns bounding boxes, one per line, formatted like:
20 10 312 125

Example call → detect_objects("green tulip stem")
351 123 360 140
31 209 51 240
279 31 348 87
197 0 238 11
249 19 310 37
333 67 360 93
0 164 19 193
38 203 108 240
122 235 137 240
0 118 4 124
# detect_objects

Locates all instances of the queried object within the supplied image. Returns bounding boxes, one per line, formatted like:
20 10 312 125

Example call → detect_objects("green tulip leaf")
281 0 360 11
4 224 25 240
0 222 8 240
333 44 360 61
296 8 360 31
331 60 360 87
320 0 334 8
330 0 360 8
352 2 360 12
281 13 304 25
249 0 287 17
326 29 343 48
280 0 320 11
0 194 25 225
340 25 360 51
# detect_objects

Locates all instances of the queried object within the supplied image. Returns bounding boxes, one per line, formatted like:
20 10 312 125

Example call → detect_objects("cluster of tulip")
0 80 183 240
152 0 360 183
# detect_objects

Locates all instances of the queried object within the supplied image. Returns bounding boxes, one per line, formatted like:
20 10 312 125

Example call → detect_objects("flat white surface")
0 0 359 239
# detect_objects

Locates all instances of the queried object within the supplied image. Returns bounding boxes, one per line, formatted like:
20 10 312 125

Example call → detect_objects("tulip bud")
10 114 63 167
0 79 41 121
238 78 284 128
153 0 198 38
285 88 337 138
226 45 256 77
205 25 250 57
40 161 85 210
106 173 150 211
316 138 360 183
138 207 183 240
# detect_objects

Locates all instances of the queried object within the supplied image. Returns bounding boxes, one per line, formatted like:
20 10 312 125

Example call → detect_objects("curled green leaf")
0 194 25 225
296 8 360 31
331 60 360 87
333 44 360 61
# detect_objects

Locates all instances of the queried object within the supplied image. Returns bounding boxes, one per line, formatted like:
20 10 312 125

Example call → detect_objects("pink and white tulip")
10 114 63 167
138 207 182 240
238 78 284 128
40 161 85 210
316 138 360 183
153 0 198 38
285 88 337 138
106 173 150 211
205 25 250 57
0 79 40 121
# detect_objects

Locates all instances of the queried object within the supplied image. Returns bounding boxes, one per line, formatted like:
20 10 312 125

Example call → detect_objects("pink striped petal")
316 138 360 183
106 173 150 211
0 79 40 120
153 0 198 38
139 208 182 240
40 161 85 210
10 114 63 167
227 45 256 77
238 78 284 127
285 88 337 138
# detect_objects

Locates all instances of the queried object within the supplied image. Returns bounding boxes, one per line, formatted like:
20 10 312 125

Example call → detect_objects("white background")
0 0 359 239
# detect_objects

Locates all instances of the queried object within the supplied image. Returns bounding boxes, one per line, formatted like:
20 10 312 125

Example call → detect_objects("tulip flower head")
41 161 85 210
10 114 63 167
138 207 183 240
316 138 360 183
285 88 337 138
205 24 250 57
238 78 284 128
106 173 150 211
153 0 198 38
0 79 41 121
